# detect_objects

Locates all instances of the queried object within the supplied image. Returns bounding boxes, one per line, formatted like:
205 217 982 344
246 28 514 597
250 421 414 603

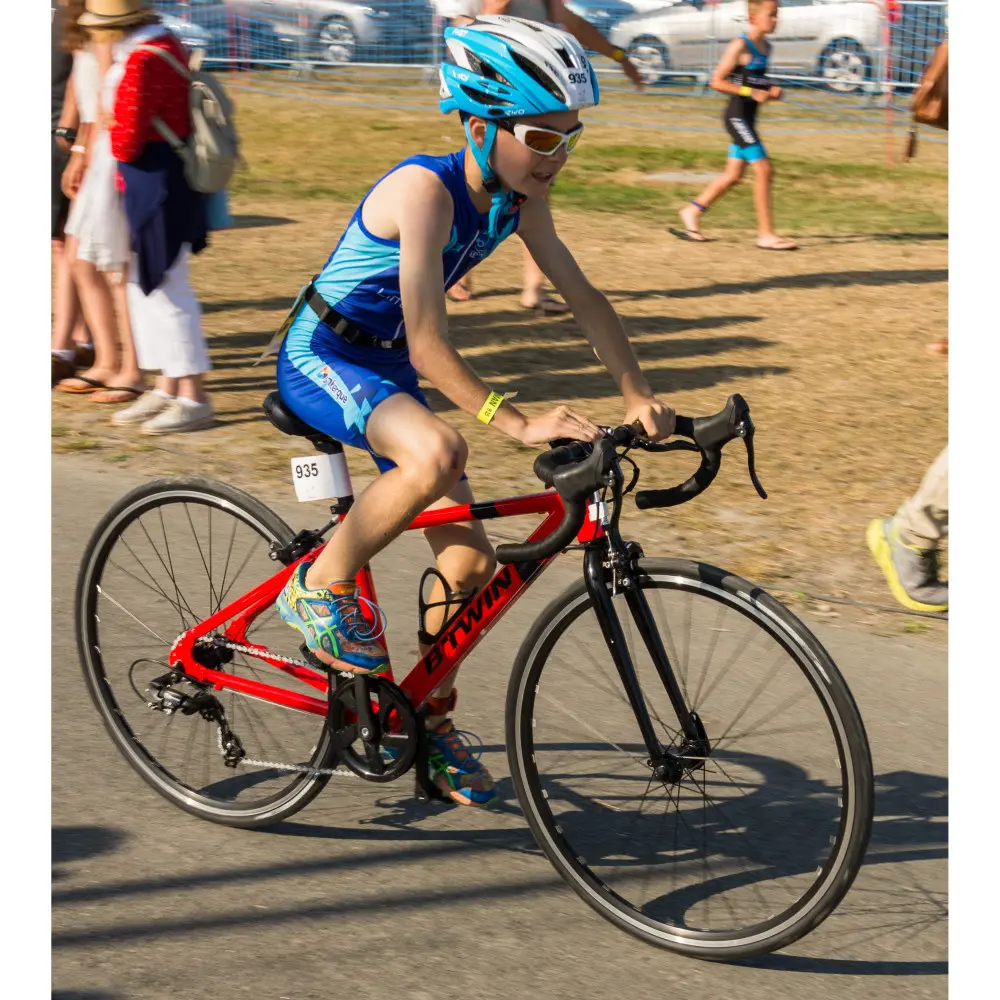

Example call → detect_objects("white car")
610 0 882 92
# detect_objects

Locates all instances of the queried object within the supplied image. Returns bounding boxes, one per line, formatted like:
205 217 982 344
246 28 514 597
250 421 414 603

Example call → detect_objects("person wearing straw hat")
78 0 215 435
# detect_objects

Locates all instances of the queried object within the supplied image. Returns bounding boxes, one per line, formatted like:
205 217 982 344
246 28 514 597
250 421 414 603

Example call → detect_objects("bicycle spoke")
96 587 171 645
184 504 223 615
691 599 727 710
213 515 241 616
155 507 196 628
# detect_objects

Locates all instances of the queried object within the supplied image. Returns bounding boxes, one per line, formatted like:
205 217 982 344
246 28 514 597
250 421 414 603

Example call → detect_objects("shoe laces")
431 723 485 770
330 591 388 643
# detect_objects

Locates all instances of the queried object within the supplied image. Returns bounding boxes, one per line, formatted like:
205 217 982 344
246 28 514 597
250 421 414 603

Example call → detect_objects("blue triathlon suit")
724 33 770 163
277 150 518 472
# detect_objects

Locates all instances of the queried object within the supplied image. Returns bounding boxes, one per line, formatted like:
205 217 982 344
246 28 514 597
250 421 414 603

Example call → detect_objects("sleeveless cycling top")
301 150 519 345
727 33 770 121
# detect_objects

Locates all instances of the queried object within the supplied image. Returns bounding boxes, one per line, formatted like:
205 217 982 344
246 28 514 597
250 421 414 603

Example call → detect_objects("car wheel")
627 36 670 86
819 38 871 94
316 15 357 64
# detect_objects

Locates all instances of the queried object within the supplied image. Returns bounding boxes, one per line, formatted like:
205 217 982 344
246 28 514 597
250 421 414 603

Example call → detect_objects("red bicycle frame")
167 489 605 715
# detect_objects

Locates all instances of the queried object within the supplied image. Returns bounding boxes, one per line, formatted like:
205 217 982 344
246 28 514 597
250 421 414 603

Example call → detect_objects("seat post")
307 433 355 516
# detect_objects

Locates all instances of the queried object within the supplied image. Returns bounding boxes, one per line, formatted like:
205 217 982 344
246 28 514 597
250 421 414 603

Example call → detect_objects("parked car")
610 0 882 92
159 10 212 53
564 0 638 42
228 0 436 64
156 2 294 63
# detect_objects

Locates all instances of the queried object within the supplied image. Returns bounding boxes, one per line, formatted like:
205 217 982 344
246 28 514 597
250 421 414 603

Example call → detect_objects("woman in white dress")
56 1 144 404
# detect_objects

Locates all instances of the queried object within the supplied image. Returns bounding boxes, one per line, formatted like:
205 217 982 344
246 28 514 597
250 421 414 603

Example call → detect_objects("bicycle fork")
582 548 710 781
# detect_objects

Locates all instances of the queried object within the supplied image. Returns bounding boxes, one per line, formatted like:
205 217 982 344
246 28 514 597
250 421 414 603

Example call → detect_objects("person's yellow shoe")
866 518 947 613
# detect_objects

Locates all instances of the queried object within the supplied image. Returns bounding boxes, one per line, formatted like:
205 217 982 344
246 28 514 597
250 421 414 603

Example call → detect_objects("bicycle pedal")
298 643 329 670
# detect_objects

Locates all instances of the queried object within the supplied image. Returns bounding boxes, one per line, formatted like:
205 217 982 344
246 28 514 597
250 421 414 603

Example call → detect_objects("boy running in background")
670 0 798 250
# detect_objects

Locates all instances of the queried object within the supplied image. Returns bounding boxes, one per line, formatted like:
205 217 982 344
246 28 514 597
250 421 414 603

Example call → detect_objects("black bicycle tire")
75 476 337 829
505 557 874 961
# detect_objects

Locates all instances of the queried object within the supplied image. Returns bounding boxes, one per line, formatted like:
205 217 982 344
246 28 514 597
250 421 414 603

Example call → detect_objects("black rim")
514 572 863 948
80 488 331 816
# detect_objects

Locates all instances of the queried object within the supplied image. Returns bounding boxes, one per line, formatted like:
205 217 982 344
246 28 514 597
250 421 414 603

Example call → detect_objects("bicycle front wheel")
506 559 873 961
76 477 336 829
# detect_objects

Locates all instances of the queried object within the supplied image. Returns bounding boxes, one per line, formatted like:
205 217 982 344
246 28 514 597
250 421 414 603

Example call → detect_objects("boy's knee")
414 428 468 494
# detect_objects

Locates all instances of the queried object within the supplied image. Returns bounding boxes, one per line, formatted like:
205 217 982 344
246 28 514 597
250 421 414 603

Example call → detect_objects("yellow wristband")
477 391 506 426
739 85 752 97
611 47 626 63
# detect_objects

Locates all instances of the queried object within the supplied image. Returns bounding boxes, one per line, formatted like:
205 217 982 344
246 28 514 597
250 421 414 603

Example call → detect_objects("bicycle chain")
199 637 359 779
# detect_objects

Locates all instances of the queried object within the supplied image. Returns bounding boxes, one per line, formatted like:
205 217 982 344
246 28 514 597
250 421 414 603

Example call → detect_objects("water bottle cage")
416 567 478 647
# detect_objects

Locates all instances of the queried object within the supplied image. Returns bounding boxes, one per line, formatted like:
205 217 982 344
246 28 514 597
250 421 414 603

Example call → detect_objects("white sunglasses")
503 121 586 156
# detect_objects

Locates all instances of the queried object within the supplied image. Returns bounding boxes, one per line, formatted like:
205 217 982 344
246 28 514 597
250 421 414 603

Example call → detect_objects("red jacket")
111 32 191 164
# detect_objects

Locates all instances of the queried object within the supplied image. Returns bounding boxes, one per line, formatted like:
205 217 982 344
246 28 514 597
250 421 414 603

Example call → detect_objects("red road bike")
75 391 873 961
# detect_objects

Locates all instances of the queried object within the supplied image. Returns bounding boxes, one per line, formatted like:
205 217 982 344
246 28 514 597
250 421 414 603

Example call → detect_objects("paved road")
53 455 946 1000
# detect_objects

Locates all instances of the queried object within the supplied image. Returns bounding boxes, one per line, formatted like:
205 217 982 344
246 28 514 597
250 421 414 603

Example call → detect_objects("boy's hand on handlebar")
517 405 602 447
625 398 676 442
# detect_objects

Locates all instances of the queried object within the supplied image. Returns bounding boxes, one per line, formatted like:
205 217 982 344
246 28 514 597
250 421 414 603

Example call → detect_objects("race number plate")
291 452 352 502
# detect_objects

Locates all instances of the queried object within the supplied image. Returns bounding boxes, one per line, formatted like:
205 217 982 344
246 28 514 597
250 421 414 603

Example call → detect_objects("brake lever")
737 415 768 499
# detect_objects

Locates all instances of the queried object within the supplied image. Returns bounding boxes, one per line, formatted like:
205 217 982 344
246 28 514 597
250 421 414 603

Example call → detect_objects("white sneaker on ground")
111 391 174 426
140 399 215 436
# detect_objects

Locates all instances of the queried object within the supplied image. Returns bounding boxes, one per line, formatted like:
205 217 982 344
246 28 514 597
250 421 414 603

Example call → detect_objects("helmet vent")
460 85 515 108
509 49 563 102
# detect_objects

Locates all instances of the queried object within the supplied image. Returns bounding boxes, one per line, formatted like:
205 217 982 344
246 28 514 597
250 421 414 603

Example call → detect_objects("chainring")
327 674 419 782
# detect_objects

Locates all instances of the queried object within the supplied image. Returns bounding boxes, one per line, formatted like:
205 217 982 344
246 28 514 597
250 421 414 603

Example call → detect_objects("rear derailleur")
145 669 246 768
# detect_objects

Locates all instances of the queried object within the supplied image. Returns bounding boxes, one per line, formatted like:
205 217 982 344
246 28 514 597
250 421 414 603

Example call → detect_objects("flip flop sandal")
522 294 569 315
90 385 145 404
55 375 108 394
756 239 799 251
669 227 711 243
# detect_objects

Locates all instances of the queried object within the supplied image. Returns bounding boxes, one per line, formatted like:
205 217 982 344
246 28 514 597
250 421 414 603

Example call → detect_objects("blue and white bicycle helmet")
439 16 600 238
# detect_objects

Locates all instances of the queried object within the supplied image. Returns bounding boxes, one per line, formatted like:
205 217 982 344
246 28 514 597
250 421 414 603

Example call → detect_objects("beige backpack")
136 44 239 193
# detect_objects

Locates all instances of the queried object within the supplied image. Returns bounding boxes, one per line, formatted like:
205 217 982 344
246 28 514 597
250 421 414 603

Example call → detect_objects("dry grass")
52 87 948 639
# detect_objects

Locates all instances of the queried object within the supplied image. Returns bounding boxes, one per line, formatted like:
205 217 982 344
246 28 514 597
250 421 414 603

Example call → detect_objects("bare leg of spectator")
55 236 119 392
51 238 91 384
520 243 569 314
91 273 146 404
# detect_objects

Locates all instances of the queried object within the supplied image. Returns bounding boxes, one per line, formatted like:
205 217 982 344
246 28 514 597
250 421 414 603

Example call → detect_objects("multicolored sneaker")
426 720 498 807
277 565 390 673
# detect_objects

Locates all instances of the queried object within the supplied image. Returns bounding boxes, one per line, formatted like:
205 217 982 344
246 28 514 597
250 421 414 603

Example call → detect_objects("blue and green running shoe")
277 565 389 673
426 720 497 807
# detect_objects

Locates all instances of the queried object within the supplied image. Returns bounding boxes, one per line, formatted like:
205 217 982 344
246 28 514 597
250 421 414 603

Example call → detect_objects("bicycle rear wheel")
506 558 873 960
76 477 336 828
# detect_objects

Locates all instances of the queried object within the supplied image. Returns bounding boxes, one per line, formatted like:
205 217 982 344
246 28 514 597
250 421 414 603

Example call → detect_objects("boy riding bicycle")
274 16 675 807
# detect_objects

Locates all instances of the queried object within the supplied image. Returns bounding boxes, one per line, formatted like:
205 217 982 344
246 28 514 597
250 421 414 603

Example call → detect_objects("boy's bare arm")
710 38 750 96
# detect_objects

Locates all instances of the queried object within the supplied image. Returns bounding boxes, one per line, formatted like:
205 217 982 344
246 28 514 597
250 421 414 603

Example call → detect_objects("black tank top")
727 33 770 121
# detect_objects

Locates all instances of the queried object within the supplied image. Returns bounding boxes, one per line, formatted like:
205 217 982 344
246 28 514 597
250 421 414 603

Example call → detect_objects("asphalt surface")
53 454 947 1000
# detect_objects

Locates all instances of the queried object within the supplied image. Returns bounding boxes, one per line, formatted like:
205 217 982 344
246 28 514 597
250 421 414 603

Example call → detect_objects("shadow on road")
52 825 129 882
52 768 945 977
54 991 125 1000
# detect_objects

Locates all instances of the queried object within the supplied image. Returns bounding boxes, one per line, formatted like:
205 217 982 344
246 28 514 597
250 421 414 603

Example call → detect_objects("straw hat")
77 0 154 28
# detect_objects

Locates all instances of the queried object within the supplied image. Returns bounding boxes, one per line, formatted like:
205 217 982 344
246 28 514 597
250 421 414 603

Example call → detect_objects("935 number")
568 72 589 85
295 462 320 479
